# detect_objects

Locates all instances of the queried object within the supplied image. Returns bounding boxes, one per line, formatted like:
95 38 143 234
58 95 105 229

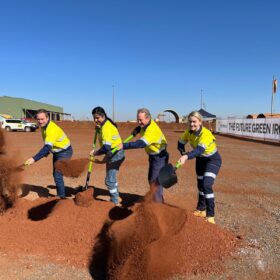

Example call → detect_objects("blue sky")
0 0 279 121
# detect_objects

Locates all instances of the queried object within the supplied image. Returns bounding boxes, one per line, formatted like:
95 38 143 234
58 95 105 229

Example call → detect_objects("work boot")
205 217 215 224
193 209 206 218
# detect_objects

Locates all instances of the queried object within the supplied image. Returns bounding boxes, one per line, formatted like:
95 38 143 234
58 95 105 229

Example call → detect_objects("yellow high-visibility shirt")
98 120 122 149
140 120 167 155
42 121 71 153
179 126 217 157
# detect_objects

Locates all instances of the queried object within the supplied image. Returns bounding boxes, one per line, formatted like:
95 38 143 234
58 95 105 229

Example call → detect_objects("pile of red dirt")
98 192 237 279
0 158 21 212
0 129 22 212
55 158 89 178
0 197 113 268
0 189 238 279
74 187 94 207
0 128 5 154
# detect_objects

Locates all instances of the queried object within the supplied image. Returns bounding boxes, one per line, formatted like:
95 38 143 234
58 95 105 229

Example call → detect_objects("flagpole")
271 76 274 116
200 89 203 109
112 85 115 122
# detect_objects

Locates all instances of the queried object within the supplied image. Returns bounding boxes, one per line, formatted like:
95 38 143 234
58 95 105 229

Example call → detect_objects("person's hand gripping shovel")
110 126 141 155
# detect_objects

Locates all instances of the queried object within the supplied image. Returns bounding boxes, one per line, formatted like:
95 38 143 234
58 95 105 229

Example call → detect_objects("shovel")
12 163 27 172
0 163 27 176
81 128 99 191
158 162 182 189
109 125 140 155
78 128 137 192
111 134 134 154
10 162 29 172
110 126 141 155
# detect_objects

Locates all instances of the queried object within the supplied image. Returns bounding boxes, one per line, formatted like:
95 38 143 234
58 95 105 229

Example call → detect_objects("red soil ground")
0 122 279 279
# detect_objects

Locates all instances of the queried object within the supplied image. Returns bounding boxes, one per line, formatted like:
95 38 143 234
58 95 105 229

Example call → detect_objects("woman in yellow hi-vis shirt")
177 111 222 224
90 107 125 206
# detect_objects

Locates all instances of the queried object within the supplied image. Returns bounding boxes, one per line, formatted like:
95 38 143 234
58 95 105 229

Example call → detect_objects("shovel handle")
83 130 99 190
12 163 27 170
88 129 99 171
175 162 182 169
92 128 99 149
111 134 134 154
88 155 94 172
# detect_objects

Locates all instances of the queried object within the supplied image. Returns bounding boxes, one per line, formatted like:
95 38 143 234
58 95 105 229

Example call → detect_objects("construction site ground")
0 122 279 279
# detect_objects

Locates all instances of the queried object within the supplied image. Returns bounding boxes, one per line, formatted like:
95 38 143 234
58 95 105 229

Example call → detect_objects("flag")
273 79 277 94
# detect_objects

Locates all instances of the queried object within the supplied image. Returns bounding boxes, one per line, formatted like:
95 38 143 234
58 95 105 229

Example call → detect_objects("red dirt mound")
55 158 89 178
0 129 22 212
0 158 22 212
0 128 5 154
104 200 237 279
0 192 238 279
0 197 112 267
89 190 238 279
74 187 94 207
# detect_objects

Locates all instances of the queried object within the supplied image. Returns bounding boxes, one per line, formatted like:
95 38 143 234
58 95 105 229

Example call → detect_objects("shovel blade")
158 163 178 189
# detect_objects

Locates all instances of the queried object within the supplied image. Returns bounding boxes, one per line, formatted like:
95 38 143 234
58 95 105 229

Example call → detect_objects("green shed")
0 96 70 120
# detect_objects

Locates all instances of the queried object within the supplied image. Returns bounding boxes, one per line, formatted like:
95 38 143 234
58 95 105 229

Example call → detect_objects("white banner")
216 118 280 141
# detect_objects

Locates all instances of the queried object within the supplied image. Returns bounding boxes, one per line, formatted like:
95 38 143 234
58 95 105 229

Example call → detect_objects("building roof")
198 108 216 119
0 114 13 119
247 113 280 119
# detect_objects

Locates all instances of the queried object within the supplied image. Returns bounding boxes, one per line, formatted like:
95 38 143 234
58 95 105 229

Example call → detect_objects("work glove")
131 126 141 137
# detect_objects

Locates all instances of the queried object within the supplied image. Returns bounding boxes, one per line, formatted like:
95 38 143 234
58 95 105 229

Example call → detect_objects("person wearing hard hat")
25 109 73 199
177 111 222 225
90 106 125 206
119 108 169 203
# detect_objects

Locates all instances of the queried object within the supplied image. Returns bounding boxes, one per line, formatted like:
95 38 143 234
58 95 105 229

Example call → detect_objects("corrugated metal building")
246 113 280 119
0 96 70 120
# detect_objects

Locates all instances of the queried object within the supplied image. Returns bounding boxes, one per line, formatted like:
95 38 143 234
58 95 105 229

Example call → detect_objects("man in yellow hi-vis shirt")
25 109 73 198
119 108 169 203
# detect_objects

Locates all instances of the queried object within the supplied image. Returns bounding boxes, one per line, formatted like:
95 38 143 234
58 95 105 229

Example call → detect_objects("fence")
216 118 280 142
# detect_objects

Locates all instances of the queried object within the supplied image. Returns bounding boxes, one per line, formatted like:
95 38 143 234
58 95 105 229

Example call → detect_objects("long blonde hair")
188 111 203 122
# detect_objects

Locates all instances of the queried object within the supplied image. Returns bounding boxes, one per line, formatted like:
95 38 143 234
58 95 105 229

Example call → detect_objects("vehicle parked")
0 119 38 132
21 118 39 129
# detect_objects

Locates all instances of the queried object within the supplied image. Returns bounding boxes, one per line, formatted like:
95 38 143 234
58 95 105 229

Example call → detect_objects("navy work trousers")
195 151 222 217
148 150 169 203
53 146 73 198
